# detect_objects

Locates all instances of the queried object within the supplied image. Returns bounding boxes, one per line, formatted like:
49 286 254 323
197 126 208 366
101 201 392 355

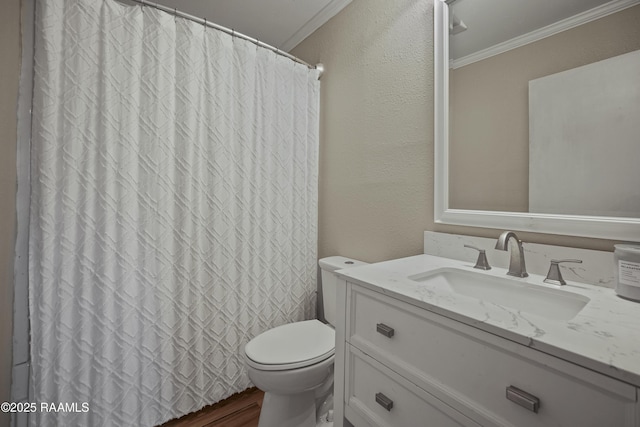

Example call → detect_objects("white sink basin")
409 268 590 321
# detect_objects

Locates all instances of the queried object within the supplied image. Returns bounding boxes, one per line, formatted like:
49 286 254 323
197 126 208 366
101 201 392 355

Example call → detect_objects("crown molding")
281 0 352 52
451 0 640 69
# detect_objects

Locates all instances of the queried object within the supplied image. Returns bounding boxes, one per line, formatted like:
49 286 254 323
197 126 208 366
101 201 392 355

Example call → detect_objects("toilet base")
316 392 334 427
258 390 316 427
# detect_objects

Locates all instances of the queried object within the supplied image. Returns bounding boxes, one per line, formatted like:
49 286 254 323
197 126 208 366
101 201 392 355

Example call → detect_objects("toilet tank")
318 256 368 326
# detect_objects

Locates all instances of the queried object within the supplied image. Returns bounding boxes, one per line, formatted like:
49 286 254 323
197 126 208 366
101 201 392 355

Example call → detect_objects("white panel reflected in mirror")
529 50 640 218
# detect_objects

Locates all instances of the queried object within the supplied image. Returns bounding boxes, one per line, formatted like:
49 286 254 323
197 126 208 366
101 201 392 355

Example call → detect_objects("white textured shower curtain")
29 0 319 425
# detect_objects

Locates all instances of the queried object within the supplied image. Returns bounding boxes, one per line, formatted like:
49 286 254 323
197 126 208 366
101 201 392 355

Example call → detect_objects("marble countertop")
336 254 640 387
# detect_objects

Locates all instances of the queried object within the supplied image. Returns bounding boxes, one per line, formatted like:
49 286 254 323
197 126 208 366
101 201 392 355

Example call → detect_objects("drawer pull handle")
376 323 395 338
375 392 394 411
506 386 540 413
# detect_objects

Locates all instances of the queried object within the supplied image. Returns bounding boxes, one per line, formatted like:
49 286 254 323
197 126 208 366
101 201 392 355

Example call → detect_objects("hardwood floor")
159 388 264 427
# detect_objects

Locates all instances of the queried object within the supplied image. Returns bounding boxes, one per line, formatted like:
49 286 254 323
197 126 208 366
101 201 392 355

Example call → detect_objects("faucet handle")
544 259 583 286
464 245 491 270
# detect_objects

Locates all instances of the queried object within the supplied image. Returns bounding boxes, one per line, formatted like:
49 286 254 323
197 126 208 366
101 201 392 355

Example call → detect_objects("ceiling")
143 0 352 52
450 0 616 60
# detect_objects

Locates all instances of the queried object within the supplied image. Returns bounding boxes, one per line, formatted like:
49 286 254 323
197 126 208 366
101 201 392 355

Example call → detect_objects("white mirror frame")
433 0 640 242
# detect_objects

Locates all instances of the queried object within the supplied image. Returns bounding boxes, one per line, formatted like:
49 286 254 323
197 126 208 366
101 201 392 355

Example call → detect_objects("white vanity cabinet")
334 281 640 427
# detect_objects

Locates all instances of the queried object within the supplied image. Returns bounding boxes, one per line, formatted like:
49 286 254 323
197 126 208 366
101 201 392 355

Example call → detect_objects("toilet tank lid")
318 256 368 272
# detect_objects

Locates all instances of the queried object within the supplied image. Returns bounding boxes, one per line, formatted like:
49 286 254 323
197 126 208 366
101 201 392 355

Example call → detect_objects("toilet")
244 256 367 427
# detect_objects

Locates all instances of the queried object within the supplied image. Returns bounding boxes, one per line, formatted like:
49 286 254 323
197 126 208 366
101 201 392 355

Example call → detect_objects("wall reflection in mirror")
447 0 640 218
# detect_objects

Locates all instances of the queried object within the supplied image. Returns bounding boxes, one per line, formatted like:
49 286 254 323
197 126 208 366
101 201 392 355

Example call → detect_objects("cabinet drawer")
348 284 639 427
346 345 481 427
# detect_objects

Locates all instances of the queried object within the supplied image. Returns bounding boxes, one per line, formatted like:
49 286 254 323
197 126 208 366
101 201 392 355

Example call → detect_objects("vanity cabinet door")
347 284 639 427
345 344 481 427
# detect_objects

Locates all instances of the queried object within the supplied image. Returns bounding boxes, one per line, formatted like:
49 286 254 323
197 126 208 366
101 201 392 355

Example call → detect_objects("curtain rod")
128 0 323 79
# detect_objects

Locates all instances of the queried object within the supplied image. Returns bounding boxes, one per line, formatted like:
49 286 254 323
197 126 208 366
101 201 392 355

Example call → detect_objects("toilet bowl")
244 256 367 427
245 320 335 427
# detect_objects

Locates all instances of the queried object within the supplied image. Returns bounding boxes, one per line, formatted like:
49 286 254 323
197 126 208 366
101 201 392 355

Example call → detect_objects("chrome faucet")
495 231 528 278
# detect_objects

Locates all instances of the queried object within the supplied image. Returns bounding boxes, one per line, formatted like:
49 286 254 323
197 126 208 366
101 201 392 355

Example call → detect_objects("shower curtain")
29 0 319 425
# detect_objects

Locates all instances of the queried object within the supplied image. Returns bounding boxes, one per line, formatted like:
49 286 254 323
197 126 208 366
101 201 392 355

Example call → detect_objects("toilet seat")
245 319 335 371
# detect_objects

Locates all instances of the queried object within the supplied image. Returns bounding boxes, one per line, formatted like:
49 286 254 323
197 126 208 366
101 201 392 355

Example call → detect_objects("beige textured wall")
292 0 434 262
293 0 623 260
0 0 20 423
450 5 640 212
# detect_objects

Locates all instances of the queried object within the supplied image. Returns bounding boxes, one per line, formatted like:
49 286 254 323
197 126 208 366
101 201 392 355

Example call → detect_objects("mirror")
434 0 640 241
